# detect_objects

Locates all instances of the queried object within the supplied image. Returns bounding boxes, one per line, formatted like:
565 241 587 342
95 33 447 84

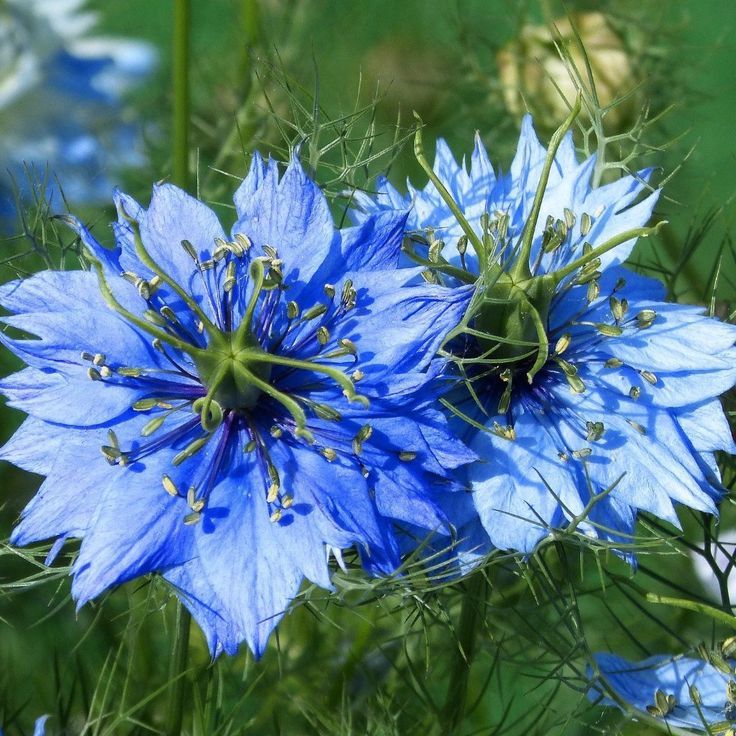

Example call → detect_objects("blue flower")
0 153 474 657
591 652 736 732
354 111 736 561
0 715 49 736
0 0 155 216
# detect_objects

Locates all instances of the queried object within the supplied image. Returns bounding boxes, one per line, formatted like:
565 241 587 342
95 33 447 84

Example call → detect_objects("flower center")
192 330 272 412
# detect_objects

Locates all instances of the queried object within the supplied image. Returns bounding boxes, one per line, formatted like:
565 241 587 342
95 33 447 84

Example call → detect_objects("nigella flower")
590 652 736 732
354 103 736 560
0 153 474 657
0 0 155 217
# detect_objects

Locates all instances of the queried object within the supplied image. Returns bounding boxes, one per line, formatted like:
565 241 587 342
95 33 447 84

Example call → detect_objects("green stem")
244 352 365 404
88 256 200 357
413 118 487 273
172 0 191 190
164 603 192 736
510 94 581 282
441 572 488 735
645 593 736 630
551 222 666 284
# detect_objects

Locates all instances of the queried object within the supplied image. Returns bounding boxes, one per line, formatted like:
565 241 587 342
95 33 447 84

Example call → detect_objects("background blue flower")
0 153 474 657
591 652 736 732
0 0 155 218
355 116 736 562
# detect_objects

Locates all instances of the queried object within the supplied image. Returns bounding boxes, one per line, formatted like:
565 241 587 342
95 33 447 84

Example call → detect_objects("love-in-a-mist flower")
590 652 736 732
0 0 155 216
0 154 474 657
354 101 736 561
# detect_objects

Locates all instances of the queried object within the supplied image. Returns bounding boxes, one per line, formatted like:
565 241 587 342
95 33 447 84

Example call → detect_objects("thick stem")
441 572 488 735
172 0 191 190
164 603 192 736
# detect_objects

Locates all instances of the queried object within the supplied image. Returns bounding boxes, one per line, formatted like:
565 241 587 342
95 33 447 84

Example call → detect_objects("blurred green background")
1 1 735 734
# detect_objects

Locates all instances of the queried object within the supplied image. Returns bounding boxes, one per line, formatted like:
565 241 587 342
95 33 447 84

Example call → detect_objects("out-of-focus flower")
353 113 736 563
496 12 636 131
0 715 49 736
591 652 736 732
0 153 474 657
0 0 155 215
362 37 451 120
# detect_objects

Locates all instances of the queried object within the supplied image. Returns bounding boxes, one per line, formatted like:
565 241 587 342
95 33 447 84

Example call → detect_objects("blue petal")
592 653 734 730
231 153 337 298
466 410 578 552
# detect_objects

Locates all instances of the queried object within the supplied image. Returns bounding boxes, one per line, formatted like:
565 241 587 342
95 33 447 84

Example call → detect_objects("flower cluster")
0 0 154 217
354 110 736 562
0 153 473 656
591 652 736 732
2 98 735 675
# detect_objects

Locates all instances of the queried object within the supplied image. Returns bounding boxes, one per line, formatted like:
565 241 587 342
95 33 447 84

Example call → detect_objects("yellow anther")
162 475 178 497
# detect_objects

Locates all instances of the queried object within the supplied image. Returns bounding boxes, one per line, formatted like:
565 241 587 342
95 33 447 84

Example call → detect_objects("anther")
399 451 417 461
160 306 179 324
341 280 356 309
586 280 600 303
118 367 143 377
133 398 158 411
270 425 283 438
234 233 252 254
595 323 623 337
180 239 198 262
609 297 626 322
162 474 179 497
99 366 112 378
142 416 166 437
324 283 336 299
224 261 237 293
636 309 657 329
244 440 257 453
270 509 282 523
580 212 592 236
491 422 516 441
173 436 210 466
640 370 657 385
184 512 201 526
604 357 623 369
317 326 330 345
312 404 342 422
554 334 571 356
626 418 647 435
287 301 300 319
585 421 605 442
321 447 337 462
92 353 106 366
572 448 592 459
87 367 102 381
302 304 327 321
281 495 294 509
351 369 364 382
338 338 357 355
629 386 641 400
266 483 279 504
